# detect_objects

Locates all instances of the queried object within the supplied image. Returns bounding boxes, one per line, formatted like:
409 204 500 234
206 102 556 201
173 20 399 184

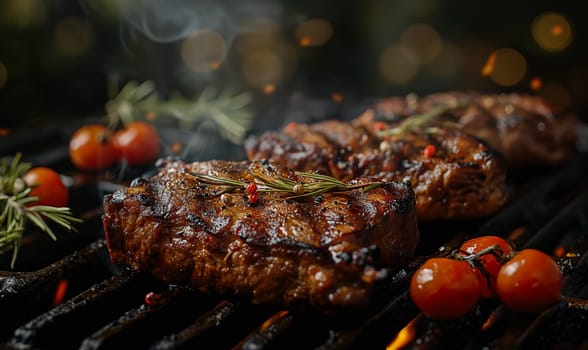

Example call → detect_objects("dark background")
1 0 587 130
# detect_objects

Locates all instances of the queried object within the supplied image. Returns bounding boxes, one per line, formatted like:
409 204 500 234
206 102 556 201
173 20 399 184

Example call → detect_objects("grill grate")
0 123 587 349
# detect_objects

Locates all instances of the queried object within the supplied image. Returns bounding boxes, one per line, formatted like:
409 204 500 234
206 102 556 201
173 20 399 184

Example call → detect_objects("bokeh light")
0 0 47 29
180 30 227 73
54 17 95 57
532 12 572 52
0 61 7 89
486 48 527 86
243 49 283 89
378 45 419 84
233 18 280 56
400 23 442 64
295 19 333 47
430 43 461 78
529 76 543 91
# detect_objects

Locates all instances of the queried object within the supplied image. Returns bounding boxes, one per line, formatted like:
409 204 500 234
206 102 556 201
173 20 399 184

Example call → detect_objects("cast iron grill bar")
232 310 293 350
79 286 218 350
0 240 110 341
149 300 240 350
5 270 144 350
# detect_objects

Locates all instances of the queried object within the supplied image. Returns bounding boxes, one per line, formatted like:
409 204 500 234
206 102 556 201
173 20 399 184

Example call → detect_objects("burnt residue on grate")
1 127 588 349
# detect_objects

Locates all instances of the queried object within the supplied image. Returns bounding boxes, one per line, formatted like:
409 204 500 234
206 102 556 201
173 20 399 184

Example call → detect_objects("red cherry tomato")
69 124 117 170
460 235 513 298
496 249 562 314
410 257 481 320
23 167 68 207
112 121 161 166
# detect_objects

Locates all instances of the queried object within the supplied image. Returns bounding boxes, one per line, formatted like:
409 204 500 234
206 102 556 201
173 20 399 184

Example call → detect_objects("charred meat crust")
103 160 419 310
246 114 507 221
374 92 578 167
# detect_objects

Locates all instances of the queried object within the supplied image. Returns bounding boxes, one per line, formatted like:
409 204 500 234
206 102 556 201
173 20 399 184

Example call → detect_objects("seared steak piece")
374 92 578 167
246 116 507 221
102 160 419 309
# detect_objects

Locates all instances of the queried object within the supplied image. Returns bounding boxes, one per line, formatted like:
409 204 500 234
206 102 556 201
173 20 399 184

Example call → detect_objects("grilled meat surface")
374 92 578 167
246 116 507 221
102 160 419 309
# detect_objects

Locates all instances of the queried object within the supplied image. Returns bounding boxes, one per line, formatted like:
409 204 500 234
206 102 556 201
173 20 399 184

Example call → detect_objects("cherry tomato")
496 249 562 314
23 167 68 207
460 235 513 298
410 257 481 320
69 124 117 170
112 121 161 166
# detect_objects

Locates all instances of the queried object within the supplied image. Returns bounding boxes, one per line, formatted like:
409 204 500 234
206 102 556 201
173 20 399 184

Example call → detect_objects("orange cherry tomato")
460 235 513 298
23 167 68 207
410 257 481 320
496 249 562 314
112 121 161 166
69 124 117 170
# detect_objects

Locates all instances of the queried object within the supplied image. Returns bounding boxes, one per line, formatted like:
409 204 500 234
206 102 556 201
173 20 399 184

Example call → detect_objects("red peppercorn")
248 193 260 205
145 291 161 306
424 144 436 158
374 122 387 132
246 182 257 195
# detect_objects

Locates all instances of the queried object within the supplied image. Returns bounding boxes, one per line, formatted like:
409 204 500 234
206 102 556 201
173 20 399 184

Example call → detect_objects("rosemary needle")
0 154 82 268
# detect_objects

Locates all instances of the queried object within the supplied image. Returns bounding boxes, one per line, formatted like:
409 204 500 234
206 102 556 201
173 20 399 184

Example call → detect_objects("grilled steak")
373 92 578 167
246 117 507 221
102 160 419 309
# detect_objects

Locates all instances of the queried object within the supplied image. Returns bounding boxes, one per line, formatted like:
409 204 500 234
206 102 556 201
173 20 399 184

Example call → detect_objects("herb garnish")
192 170 383 200
0 154 82 268
376 102 466 138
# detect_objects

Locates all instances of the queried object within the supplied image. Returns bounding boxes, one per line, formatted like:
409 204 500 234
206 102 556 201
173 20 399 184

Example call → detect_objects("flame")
481 52 496 76
331 93 344 103
529 77 543 91
263 83 276 94
387 318 417 350
260 310 289 331
53 279 69 306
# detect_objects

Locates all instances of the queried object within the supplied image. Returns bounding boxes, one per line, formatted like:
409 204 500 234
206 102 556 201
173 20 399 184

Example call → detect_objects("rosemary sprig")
0 154 82 268
376 101 466 138
105 81 254 143
192 171 383 200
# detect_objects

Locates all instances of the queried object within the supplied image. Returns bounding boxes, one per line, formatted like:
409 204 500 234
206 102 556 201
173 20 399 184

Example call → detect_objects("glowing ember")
508 226 527 241
295 19 333 47
53 279 69 306
331 93 344 103
145 112 157 121
0 128 10 136
481 310 498 331
263 83 276 94
170 142 182 155
532 12 572 52
481 52 496 76
299 37 312 47
551 25 563 36
529 77 543 91
210 60 222 70
387 318 417 350
260 310 289 331
553 245 566 258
